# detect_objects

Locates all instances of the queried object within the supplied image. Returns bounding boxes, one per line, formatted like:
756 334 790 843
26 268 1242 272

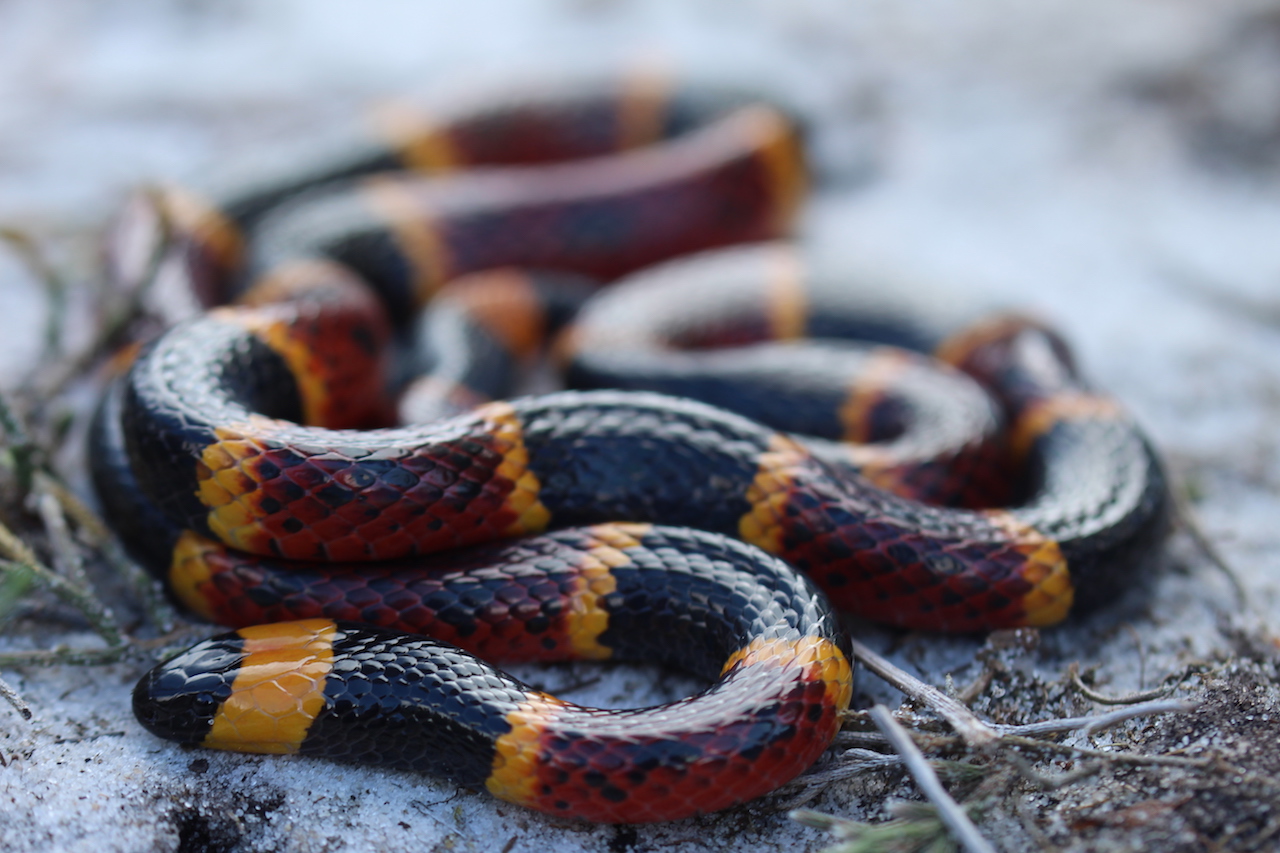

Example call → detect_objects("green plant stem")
33 472 176 631
0 392 37 495
0 522 122 647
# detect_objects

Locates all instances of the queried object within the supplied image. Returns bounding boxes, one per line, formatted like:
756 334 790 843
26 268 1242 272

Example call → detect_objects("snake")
92 74 1171 824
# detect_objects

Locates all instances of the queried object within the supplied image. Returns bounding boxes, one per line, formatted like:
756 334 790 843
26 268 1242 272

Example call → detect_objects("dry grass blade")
1066 662 1191 706
0 227 66 360
993 698 1202 737
1171 482 1248 611
869 704 997 853
0 672 32 720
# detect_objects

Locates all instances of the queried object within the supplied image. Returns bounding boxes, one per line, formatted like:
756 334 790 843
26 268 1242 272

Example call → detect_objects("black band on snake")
92 73 1170 823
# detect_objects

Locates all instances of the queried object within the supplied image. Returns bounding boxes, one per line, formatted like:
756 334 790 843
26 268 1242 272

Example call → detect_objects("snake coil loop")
94 74 1169 823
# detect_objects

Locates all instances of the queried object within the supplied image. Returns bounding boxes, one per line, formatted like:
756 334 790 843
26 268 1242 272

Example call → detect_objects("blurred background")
4 0 1280 421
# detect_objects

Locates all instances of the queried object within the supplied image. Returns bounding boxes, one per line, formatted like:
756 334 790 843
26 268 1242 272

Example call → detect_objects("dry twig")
869 704 997 853
1066 662 1191 706
848 636 1000 748
0 672 32 720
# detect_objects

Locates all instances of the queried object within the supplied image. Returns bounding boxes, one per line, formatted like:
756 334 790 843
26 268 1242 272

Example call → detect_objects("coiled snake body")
93 75 1169 823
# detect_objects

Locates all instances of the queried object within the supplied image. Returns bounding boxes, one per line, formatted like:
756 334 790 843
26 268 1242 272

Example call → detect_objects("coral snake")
92 74 1171 823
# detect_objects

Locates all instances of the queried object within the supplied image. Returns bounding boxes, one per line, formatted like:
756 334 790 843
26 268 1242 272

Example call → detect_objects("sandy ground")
3 2 1280 851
